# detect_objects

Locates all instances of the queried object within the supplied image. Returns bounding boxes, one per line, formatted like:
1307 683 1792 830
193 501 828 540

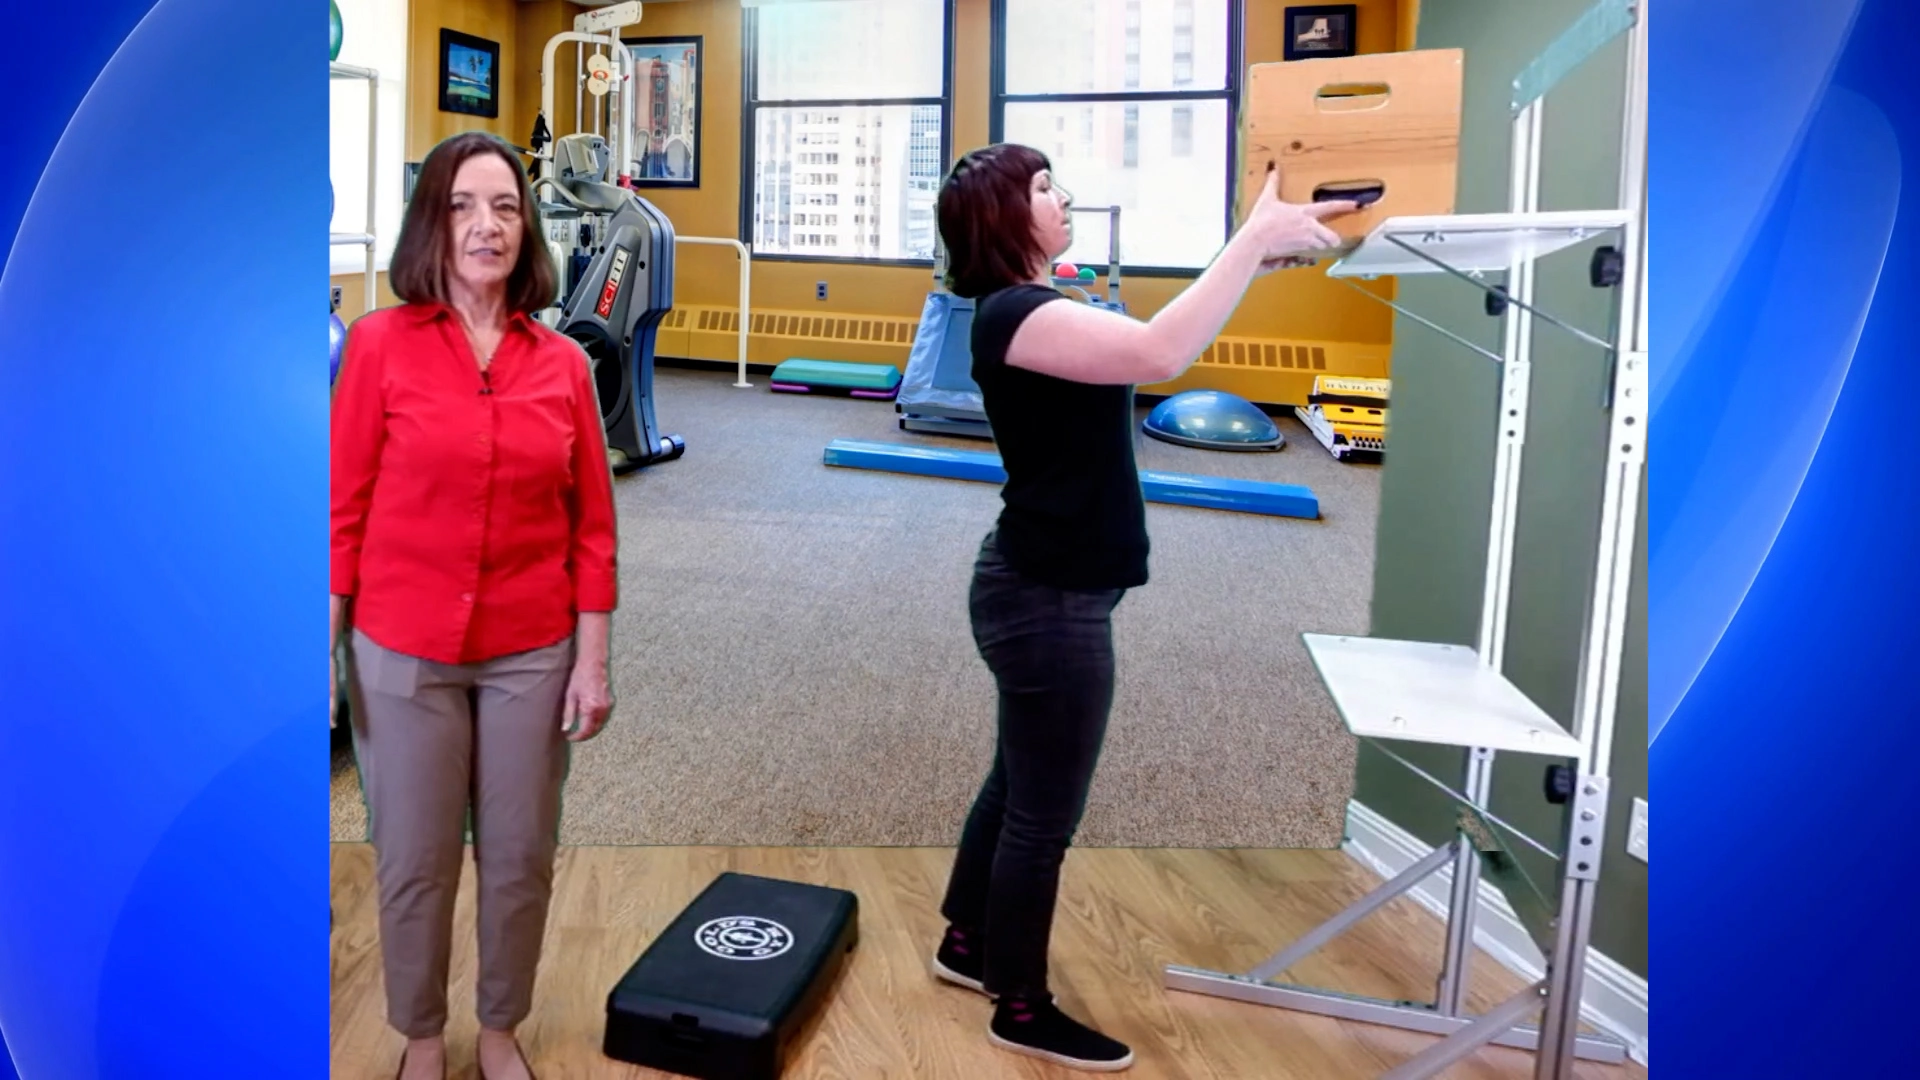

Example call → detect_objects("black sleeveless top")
969 284 1149 590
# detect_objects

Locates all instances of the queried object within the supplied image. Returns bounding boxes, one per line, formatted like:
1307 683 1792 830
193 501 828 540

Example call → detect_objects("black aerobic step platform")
604 872 860 1079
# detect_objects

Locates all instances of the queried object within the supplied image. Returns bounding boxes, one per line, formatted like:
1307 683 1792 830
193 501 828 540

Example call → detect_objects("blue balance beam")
823 439 1319 520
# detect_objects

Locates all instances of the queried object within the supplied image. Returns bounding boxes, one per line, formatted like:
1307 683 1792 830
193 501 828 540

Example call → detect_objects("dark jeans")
940 531 1126 998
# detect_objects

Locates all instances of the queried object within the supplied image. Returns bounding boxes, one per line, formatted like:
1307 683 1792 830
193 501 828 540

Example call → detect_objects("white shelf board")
1302 633 1584 759
1327 210 1634 279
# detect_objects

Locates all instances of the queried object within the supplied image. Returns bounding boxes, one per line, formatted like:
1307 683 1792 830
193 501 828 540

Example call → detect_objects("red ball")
1054 262 1078 278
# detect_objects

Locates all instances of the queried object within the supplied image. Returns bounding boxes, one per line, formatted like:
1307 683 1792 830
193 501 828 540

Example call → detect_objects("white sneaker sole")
930 956 988 995
987 1029 1134 1072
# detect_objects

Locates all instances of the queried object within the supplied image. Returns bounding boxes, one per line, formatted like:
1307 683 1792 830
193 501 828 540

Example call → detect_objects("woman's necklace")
460 313 504 370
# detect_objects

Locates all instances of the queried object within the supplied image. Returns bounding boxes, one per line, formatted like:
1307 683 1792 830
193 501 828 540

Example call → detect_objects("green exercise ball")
329 1 344 62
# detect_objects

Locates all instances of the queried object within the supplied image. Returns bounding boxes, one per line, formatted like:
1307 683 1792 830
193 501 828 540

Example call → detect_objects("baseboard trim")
1342 800 1649 1068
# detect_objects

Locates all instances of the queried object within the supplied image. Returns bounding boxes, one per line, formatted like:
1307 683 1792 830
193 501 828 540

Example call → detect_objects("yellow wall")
1398 0 1423 51
341 0 1422 401
625 0 1405 394
407 0 523 157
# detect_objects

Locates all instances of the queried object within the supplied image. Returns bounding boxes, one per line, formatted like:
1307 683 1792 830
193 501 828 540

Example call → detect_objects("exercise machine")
896 205 1127 439
539 136 683 473
525 5 684 474
1162 2 1647 1077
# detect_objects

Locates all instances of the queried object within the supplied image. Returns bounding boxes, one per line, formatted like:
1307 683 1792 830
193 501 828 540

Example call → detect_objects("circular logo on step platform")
695 916 795 960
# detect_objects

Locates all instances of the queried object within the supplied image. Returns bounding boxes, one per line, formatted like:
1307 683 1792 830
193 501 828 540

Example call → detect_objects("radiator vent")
670 306 923 346
752 311 919 344
663 307 1383 401
1197 339 1329 370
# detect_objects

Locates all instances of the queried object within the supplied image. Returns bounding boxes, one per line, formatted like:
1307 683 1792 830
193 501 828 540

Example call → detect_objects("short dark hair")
937 143 1052 299
389 131 557 314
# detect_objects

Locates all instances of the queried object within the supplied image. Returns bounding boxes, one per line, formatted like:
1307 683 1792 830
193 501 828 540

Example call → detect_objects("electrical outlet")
816 281 828 301
1627 798 1648 863
330 285 342 312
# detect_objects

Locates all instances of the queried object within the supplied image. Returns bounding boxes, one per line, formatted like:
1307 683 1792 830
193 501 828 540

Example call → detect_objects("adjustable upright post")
1438 84 1546 1020
1534 2 1647 1075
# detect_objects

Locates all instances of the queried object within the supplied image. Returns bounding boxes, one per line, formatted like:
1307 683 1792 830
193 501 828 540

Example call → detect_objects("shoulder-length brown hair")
389 131 556 314
937 143 1052 300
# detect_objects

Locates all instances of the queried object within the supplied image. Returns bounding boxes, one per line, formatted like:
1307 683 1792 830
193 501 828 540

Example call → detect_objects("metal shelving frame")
1162 3 1648 1077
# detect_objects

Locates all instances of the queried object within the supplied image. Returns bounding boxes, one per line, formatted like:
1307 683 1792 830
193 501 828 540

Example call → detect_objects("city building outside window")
744 0 950 263
995 0 1238 272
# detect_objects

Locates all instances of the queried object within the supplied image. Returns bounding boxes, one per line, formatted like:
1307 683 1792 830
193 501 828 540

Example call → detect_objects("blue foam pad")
823 440 1319 519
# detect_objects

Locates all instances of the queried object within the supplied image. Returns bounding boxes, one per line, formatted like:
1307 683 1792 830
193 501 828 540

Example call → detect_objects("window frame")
989 0 1246 278
738 0 957 269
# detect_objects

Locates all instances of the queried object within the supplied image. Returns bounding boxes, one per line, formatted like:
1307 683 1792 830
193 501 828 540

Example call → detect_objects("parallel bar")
1161 969 1627 1063
823 439 1320 519
1382 982 1551 1080
674 235 754 388
1247 842 1460 983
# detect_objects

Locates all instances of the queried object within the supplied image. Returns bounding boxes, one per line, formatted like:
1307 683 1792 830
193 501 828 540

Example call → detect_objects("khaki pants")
346 628 573 1038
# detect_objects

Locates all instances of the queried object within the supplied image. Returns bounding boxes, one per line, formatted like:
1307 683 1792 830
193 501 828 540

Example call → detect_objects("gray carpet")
332 365 1380 848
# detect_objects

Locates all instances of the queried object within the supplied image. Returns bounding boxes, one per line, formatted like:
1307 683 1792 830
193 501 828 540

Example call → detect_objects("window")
743 0 951 263
329 0 410 281
995 0 1238 271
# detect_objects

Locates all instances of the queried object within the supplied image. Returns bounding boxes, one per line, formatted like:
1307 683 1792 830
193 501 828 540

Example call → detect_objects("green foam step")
771 359 903 391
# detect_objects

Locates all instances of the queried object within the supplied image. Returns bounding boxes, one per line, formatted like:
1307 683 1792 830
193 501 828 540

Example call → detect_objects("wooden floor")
330 845 1646 1080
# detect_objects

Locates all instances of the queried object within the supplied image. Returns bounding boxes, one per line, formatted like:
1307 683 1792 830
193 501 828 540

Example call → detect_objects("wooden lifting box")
1237 49 1466 250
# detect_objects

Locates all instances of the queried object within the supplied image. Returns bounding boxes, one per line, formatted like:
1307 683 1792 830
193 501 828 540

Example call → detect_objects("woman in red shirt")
330 131 618 1080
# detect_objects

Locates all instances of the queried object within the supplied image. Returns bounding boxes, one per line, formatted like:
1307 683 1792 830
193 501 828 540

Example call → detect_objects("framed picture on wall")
438 28 501 119
621 35 703 188
1283 5 1359 61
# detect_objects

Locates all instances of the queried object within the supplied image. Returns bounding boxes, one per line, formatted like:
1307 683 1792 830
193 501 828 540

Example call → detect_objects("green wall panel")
1355 0 1647 978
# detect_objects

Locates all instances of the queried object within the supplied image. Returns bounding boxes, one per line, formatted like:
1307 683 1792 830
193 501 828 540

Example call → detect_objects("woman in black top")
926 143 1356 1072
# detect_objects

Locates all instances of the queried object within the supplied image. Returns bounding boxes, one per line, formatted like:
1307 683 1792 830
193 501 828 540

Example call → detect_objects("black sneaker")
988 994 1133 1072
931 924 987 994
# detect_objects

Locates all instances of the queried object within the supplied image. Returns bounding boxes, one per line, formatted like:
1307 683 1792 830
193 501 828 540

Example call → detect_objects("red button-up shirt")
330 302 619 665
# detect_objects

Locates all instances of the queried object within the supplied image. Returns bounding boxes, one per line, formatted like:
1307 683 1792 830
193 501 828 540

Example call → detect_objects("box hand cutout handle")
1314 179 1387 208
1239 50 1465 248
1314 82 1392 113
